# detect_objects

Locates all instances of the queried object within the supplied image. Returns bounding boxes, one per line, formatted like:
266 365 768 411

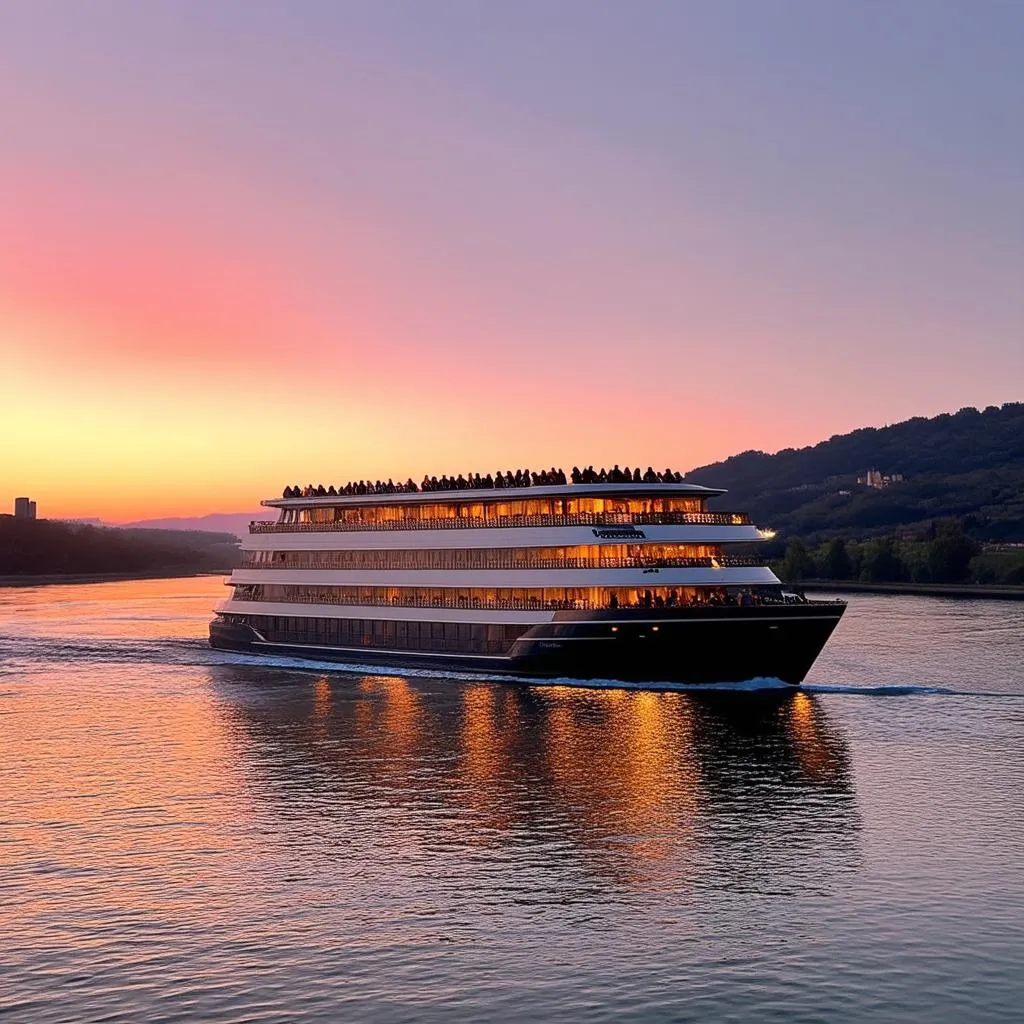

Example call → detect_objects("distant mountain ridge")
119 512 268 539
686 402 1024 541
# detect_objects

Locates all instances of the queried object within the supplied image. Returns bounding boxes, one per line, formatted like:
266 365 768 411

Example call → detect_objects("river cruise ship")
209 468 845 685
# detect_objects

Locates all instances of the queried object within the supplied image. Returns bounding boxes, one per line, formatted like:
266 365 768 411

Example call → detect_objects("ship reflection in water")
211 669 858 889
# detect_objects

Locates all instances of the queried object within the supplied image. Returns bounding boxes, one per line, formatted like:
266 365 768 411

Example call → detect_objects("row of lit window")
240 543 723 571
282 496 706 525
231 583 746 610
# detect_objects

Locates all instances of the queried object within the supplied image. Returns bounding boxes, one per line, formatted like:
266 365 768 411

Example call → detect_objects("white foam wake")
801 683 953 696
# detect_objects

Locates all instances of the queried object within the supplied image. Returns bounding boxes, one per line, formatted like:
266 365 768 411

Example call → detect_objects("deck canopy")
263 482 726 509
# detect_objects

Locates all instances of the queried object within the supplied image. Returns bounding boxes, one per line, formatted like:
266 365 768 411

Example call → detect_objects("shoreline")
0 570 232 588
803 580 1024 600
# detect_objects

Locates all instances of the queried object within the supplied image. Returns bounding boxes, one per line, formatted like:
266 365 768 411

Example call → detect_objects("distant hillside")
120 512 268 539
686 402 1024 542
0 519 240 576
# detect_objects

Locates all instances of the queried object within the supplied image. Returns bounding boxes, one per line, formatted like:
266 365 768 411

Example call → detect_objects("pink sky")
2 2 1021 520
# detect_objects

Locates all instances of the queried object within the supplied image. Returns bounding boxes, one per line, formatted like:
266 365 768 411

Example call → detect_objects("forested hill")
0 519 240 576
686 402 1024 541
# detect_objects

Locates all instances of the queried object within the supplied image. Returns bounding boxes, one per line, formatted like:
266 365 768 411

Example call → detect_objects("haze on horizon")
2 0 1022 522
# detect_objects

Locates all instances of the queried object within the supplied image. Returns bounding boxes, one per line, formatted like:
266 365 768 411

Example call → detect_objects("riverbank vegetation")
0 518 239 577
774 522 1024 585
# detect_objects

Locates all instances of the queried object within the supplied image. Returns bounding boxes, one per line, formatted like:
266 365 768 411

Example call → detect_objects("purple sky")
1 1 1022 517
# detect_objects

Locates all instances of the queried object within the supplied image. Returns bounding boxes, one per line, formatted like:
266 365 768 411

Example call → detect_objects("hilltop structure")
857 469 904 489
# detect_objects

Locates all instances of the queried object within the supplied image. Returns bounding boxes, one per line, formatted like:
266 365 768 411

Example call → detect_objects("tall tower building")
14 497 37 520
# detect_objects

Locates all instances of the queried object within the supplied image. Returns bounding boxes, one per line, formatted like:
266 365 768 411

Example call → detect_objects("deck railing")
225 592 840 612
249 511 750 534
238 555 767 572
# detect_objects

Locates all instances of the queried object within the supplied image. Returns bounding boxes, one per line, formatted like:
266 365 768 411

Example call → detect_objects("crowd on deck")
612 588 808 609
281 465 687 499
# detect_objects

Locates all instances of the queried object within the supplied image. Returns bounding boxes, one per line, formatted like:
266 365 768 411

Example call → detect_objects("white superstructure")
217 482 781 635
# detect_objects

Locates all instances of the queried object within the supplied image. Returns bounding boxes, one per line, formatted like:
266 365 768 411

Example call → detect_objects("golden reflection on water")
357 674 426 756
785 691 848 784
311 676 332 740
541 688 699 873
220 670 854 883
460 686 503 793
456 684 527 835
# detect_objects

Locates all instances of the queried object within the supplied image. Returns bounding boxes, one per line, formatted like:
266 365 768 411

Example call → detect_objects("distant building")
14 496 37 520
857 469 904 490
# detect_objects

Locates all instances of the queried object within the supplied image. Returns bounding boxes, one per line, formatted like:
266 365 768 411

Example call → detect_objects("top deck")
262 482 725 510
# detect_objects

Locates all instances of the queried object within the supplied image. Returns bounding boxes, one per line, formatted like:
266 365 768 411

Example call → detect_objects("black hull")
210 604 844 686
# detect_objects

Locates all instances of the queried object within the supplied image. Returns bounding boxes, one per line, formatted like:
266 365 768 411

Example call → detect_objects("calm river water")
1 577 1022 1022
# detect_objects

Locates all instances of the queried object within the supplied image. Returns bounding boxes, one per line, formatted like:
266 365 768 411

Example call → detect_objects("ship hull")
209 603 844 686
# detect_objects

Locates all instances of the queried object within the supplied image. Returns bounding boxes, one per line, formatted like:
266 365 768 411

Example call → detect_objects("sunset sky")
2 1 1022 521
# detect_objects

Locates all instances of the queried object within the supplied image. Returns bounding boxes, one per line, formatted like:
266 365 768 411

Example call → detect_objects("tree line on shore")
774 520 1024 586
0 518 240 576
